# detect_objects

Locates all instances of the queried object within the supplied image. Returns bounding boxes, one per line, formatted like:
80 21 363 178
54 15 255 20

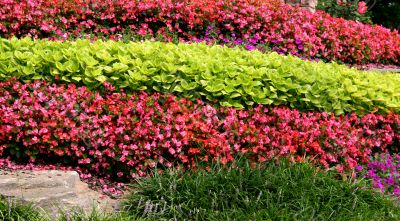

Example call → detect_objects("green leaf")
72 76 82 82
229 92 242 99
113 63 129 72
95 75 107 83
55 62 65 71
227 100 244 109
65 60 79 72
181 79 197 90
205 81 224 92
61 75 71 82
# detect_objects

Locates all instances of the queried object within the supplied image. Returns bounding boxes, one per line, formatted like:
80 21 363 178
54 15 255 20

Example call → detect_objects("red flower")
0 79 398 182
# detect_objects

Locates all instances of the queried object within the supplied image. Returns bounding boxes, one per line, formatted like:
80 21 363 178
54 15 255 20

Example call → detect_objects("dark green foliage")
2 160 400 220
317 0 373 23
0 197 43 221
368 0 400 31
122 159 400 220
318 0 400 31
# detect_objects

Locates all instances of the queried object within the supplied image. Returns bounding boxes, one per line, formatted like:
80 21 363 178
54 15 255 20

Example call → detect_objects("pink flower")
144 143 151 150
168 148 176 155
0 79 398 188
357 1 368 14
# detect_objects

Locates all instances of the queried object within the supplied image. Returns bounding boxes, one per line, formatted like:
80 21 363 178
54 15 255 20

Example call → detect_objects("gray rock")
0 170 120 217
367 68 400 73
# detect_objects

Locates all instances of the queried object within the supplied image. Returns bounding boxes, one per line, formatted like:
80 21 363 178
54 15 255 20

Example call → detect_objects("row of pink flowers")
0 79 399 181
0 0 399 64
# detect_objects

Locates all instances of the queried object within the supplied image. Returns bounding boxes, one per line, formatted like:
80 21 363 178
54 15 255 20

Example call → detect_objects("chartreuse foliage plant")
1 38 400 115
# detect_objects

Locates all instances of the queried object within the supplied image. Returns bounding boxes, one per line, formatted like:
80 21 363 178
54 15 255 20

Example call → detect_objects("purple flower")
372 181 385 192
249 38 258 45
367 169 379 179
363 153 400 199
234 38 243 45
393 187 400 195
370 161 378 167
385 176 395 186
245 44 256 51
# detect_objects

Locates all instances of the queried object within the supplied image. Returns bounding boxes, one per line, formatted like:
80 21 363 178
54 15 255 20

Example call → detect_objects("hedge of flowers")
0 79 399 182
1 0 399 65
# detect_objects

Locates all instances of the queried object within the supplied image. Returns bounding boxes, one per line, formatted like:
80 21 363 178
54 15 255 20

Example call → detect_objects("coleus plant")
0 79 399 182
1 38 399 115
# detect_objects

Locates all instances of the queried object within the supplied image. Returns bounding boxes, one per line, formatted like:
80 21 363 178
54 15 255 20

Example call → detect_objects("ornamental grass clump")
122 159 400 220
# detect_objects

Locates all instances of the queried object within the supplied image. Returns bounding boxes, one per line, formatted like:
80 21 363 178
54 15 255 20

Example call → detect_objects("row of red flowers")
1 0 399 65
0 79 399 181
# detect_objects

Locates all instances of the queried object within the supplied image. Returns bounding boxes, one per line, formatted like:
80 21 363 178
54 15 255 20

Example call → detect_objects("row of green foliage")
124 159 400 220
2 160 400 221
1 38 399 115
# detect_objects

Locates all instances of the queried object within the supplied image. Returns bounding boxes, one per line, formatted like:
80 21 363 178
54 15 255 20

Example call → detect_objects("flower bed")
2 39 400 115
0 79 399 181
0 0 399 65
357 153 400 200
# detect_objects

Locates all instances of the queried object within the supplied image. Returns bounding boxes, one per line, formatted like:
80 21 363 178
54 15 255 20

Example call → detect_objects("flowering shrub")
0 79 399 181
357 153 400 200
2 38 400 115
317 0 372 23
0 0 399 65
